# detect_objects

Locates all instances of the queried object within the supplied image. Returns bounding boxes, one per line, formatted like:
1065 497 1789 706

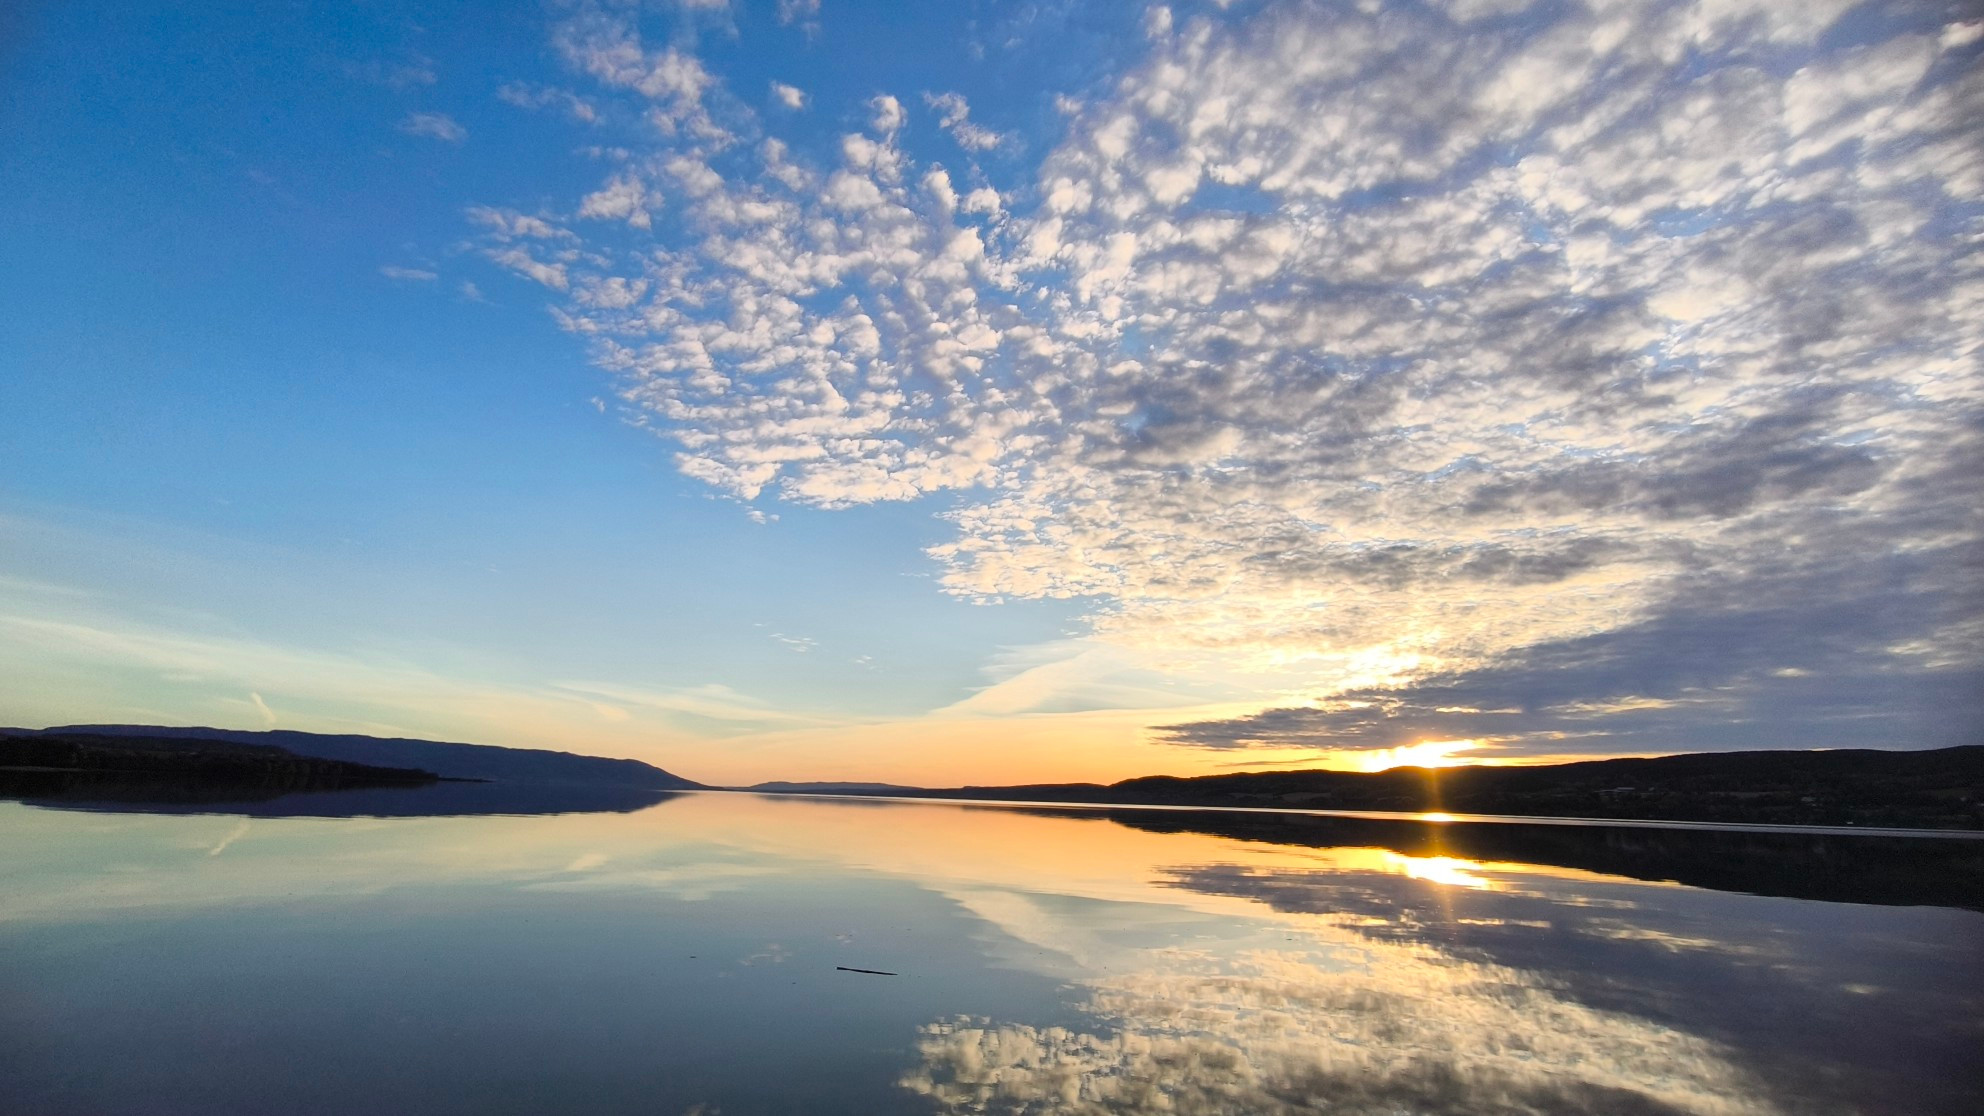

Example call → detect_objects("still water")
2 791 1979 1115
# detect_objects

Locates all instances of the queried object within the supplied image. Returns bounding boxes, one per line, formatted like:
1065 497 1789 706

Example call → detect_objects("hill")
13 725 704 790
755 746 1984 830
0 731 438 792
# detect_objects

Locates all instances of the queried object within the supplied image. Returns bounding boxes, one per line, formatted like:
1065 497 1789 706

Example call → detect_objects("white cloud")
868 93 905 135
488 247 569 289
494 0 1984 751
378 265 438 281
398 111 466 143
466 206 571 240
497 82 600 123
770 81 807 110
777 0 821 34
922 91 1005 151
551 8 728 144
579 172 655 228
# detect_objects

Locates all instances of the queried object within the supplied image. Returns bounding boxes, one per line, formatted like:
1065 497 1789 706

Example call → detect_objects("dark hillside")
0 731 438 796
773 746 1984 830
19 725 703 790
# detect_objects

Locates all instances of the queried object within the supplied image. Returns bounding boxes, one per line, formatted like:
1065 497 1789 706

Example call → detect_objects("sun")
1355 739 1485 773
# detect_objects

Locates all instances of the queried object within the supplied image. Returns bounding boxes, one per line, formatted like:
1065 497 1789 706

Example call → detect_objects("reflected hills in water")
1046 805 1984 912
0 767 684 818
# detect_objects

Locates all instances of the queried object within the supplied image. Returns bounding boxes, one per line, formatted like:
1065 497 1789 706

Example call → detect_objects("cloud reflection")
3 796 1976 1113
904 943 1777 1115
895 827 1789 1114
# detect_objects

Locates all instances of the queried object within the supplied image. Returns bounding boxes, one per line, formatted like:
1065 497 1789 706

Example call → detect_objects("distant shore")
744 745 1984 831
6 727 1978 833
719 787 1984 839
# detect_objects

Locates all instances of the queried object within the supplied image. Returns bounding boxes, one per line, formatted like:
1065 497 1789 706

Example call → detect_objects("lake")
2 791 1979 1115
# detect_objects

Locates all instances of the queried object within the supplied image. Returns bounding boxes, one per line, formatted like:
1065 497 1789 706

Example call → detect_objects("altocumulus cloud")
477 0 1983 757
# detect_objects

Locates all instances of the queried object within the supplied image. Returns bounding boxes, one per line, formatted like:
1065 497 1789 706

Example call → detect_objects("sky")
1 0 1979 786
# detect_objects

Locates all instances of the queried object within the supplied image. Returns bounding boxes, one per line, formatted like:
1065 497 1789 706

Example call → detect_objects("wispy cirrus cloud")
347 54 437 91
497 81 600 123
472 0 1984 758
0 608 828 753
399 111 466 143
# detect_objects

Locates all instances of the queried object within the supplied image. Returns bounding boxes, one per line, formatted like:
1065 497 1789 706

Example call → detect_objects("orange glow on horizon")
364 700 1669 789
1349 739 1493 773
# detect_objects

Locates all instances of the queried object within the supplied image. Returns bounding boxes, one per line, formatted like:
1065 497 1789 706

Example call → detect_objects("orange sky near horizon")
589 713 1608 788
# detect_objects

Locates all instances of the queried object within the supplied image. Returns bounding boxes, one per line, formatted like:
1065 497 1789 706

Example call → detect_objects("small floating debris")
835 965 898 976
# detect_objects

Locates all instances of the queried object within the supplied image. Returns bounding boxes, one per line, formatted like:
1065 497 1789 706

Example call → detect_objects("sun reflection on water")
1384 850 1495 890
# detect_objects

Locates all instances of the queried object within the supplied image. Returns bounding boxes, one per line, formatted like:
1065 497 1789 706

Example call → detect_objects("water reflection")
0 767 681 816
1 794 1977 1116
905 944 1776 1115
1075 807 1984 911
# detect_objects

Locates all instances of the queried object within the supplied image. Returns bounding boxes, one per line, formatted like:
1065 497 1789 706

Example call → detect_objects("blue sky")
2 0 1979 784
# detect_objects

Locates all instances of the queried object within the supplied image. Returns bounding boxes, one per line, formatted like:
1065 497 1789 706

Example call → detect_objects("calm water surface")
2 792 1979 1115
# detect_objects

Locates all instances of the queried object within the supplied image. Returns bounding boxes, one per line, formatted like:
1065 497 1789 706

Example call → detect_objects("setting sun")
1354 739 1491 773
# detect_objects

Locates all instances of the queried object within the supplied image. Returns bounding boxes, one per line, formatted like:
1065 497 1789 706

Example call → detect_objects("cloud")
1159 553 1984 756
498 0 1983 758
551 7 727 143
348 55 437 90
0 605 835 761
868 93 905 134
579 172 655 228
398 111 467 143
549 680 822 729
466 206 572 241
488 247 569 289
906 941 1778 1116
936 639 1250 718
777 0 821 35
378 265 438 281
469 206 581 288
922 91 1005 151
205 818 252 857
497 82 600 123
769 81 806 110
